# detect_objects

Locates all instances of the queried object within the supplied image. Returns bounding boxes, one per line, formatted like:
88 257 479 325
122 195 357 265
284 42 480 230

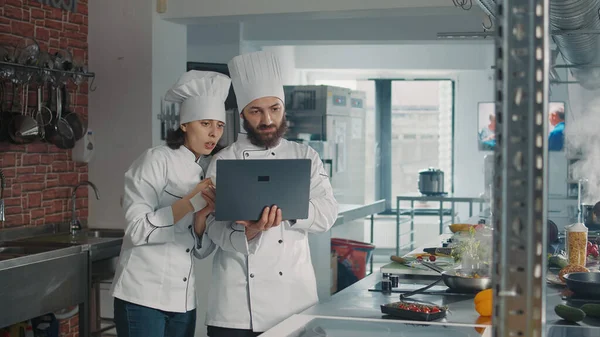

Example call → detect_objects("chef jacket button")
183 277 187 282
244 153 249 157
278 239 283 244
188 225 192 229
201 175 204 180
250 273 255 278
279 271 283 276
271 152 275 156
186 248 190 253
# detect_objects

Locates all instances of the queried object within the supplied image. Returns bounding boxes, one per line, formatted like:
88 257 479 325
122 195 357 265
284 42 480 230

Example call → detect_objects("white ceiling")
166 1 486 24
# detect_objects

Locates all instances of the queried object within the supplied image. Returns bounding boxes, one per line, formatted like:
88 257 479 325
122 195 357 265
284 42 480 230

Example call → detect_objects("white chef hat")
164 70 231 125
228 51 285 111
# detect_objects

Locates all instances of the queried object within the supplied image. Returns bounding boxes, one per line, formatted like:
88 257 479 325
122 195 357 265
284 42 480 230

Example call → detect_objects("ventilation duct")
476 0 496 18
475 0 600 90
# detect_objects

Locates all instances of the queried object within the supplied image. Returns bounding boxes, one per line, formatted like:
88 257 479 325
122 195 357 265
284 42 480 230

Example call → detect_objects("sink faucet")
0 168 5 223
71 180 100 235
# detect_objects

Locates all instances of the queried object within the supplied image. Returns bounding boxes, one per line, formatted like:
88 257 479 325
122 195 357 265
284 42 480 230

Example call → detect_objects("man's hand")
237 206 282 240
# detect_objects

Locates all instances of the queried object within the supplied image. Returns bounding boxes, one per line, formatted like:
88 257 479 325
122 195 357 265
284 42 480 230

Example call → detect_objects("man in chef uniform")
201 51 339 337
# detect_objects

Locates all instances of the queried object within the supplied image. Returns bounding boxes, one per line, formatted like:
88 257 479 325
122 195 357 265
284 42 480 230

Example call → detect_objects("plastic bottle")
566 222 588 267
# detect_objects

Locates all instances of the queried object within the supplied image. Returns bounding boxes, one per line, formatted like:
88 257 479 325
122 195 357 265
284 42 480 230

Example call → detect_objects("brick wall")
0 0 89 227
0 1 89 336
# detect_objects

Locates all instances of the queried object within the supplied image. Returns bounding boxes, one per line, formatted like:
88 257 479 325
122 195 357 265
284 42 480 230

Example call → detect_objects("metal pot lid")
419 167 443 174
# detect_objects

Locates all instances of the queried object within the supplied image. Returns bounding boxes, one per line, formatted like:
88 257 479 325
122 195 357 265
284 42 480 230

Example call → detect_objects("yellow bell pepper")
474 315 492 335
474 288 493 317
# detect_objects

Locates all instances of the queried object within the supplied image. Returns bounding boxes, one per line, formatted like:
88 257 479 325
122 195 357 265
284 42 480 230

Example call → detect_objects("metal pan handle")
400 278 443 300
421 261 445 274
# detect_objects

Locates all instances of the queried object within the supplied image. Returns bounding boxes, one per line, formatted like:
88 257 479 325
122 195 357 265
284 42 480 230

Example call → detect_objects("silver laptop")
214 159 311 222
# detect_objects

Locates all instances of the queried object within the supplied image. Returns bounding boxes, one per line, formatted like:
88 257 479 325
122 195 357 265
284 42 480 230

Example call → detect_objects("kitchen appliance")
283 85 367 205
418 167 445 196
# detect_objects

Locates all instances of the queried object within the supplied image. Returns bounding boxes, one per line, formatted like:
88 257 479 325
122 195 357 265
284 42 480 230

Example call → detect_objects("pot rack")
0 61 96 91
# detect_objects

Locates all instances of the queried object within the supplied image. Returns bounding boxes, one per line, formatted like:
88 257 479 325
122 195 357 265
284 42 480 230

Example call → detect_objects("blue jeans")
114 297 196 337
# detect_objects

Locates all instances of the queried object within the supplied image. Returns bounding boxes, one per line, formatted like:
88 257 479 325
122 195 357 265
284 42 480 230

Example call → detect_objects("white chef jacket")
204 133 339 332
110 145 216 313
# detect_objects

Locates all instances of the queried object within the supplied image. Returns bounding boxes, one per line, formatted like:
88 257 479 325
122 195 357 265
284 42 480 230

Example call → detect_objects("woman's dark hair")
166 127 225 156
210 143 225 156
166 128 185 149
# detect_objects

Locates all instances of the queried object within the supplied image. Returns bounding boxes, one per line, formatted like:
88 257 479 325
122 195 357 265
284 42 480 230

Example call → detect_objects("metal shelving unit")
493 1 549 336
395 195 486 255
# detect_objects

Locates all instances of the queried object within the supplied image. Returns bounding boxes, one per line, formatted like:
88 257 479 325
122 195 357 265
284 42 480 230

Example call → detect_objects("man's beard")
242 115 288 149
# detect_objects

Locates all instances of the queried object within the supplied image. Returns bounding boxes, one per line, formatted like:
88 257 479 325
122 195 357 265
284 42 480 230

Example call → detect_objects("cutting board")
380 256 455 276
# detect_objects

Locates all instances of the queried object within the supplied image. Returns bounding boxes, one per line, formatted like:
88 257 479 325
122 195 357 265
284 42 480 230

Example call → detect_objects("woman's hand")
187 178 213 212
186 178 213 200
199 186 216 217
193 186 216 236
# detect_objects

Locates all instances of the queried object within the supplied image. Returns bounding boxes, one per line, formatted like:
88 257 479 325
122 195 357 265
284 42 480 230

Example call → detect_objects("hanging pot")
45 85 75 149
62 85 85 141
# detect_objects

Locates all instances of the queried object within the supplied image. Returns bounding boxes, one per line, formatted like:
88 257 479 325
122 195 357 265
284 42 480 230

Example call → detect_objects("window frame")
374 78 456 213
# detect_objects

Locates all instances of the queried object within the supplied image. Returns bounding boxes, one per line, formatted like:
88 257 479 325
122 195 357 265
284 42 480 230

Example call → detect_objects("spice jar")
566 222 588 267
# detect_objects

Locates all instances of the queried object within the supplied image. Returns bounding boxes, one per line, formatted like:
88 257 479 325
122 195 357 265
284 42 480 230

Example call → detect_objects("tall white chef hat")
227 51 285 112
164 70 231 125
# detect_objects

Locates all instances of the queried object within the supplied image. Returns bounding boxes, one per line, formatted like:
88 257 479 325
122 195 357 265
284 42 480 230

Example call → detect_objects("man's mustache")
258 124 276 130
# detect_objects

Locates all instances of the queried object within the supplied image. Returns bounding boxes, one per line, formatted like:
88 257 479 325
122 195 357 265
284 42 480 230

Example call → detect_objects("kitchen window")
312 78 455 210
390 80 454 201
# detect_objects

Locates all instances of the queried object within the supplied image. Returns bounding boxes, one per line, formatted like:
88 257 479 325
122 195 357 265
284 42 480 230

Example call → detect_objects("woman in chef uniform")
110 70 231 337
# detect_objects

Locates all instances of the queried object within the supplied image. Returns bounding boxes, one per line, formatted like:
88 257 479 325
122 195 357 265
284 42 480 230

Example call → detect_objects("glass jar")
566 222 588 268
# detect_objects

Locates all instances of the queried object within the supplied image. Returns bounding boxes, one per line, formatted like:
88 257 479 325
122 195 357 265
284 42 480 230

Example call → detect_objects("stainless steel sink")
86 229 125 238
0 241 77 256
0 241 88 331
0 242 77 262
0 223 123 335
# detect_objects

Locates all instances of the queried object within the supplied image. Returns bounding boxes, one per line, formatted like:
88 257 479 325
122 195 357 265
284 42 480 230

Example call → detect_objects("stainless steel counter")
310 200 386 301
302 272 485 325
334 200 386 227
0 224 124 336
17 228 124 262
302 262 600 331
0 242 89 330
